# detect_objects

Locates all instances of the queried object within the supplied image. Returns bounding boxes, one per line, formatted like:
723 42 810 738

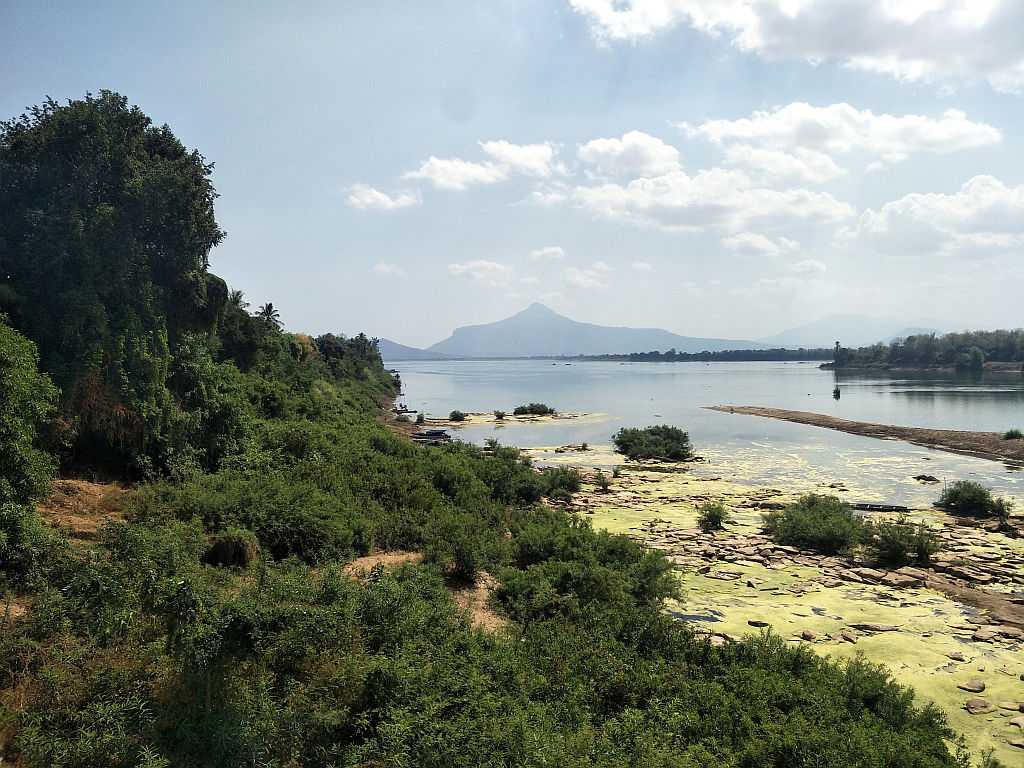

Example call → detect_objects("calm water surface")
395 360 1024 506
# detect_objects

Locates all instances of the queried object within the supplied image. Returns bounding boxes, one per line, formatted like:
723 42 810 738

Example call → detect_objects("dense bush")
696 501 730 531
512 403 555 415
864 519 942 566
1004 428 1023 440
541 466 582 503
448 410 467 422
934 480 1013 517
612 425 693 461
762 494 863 555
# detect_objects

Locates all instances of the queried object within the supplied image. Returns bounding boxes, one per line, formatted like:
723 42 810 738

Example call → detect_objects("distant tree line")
830 329 1024 371
573 347 833 363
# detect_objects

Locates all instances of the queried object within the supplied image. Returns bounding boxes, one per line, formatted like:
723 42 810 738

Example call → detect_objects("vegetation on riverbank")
0 93 978 766
828 329 1024 371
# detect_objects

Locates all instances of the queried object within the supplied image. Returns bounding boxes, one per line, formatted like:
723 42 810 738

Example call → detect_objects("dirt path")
705 406 1024 464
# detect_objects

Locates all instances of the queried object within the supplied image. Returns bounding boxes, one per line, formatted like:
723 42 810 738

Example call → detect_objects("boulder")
799 630 820 641
840 630 858 644
880 572 924 589
947 652 966 662
964 698 996 714
958 680 986 693
748 619 770 628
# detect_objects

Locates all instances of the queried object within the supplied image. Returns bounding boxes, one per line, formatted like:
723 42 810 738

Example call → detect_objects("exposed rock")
880 572 924 589
999 702 1022 712
848 622 899 632
913 475 940 483
947 652 966 662
748 619 770 628
958 680 986 693
799 630 819 641
973 627 1000 642
964 698 996 714
840 630 858 644
1010 716 1024 729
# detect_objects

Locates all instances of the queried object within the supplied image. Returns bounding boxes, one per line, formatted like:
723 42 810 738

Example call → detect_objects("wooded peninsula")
0 93 986 766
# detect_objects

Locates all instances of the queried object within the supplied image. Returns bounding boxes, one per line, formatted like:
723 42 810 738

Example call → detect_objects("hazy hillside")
760 314 938 349
424 303 770 357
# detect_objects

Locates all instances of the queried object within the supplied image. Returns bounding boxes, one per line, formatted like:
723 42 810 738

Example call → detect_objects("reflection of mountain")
761 314 937 349
421 303 770 358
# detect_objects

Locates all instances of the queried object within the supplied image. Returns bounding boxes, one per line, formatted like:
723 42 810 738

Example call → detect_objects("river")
394 359 1024 506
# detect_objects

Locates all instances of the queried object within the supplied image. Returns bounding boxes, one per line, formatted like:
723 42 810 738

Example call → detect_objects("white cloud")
371 262 408 278
481 140 558 177
571 168 853 232
578 130 681 176
347 184 421 209
564 265 611 290
569 0 1024 92
405 156 508 190
538 290 568 304
592 260 613 272
530 245 567 260
691 103 1001 161
632 261 653 271
723 145 844 185
788 258 826 275
520 276 541 285
447 259 515 286
722 232 801 257
856 174 1024 256
404 141 559 191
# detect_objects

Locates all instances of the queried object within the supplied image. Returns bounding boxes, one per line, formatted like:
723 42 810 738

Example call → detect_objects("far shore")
822 361 1023 372
706 405 1024 464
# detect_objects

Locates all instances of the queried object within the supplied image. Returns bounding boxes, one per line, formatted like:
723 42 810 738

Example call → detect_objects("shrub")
493 410 505 420
449 410 467 422
612 466 622 478
595 472 611 493
864 519 943 566
612 425 693 461
762 494 863 555
541 466 582 502
395 414 410 423
1004 428 1023 440
0 503 50 582
934 480 1012 517
415 412 425 424
696 501 730 531
202 526 260 568
512 403 555 416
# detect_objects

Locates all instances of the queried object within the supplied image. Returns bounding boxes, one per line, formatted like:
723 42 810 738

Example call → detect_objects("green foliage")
448 410 467 422
762 494 864 555
831 329 1024 369
595 472 611 492
863 519 940 566
493 410 505 420
934 480 1012 517
0 320 59 506
1003 428 1023 440
512 402 555 415
0 503 51 583
541 466 582 503
612 425 693 461
0 92 225 469
415 411 425 424
696 501 730 532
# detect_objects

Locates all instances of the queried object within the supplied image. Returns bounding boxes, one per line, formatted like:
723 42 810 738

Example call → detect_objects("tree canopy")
0 91 226 468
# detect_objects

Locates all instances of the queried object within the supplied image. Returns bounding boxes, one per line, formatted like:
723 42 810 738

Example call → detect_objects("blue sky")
3 1 1023 346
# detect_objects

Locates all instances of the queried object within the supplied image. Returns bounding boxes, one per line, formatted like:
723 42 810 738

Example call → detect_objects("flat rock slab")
965 698 997 714
748 619 770 627
947 652 967 662
958 680 986 693
849 622 900 632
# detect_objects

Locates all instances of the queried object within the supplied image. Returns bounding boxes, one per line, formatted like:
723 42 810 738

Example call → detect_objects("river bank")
706 406 1024 465
555 461 1024 762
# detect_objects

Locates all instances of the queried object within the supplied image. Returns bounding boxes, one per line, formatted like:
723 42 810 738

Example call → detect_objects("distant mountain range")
376 304 939 362
756 314 937 349
379 303 770 360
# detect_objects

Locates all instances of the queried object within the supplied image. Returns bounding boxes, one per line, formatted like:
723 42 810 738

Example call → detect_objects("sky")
2 0 1023 347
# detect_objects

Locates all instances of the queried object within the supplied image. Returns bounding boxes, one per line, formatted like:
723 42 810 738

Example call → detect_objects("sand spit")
706 406 1024 465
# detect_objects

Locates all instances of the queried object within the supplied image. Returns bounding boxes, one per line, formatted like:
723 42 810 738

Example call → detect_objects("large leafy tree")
0 92 227 465
0 319 58 506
